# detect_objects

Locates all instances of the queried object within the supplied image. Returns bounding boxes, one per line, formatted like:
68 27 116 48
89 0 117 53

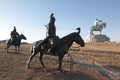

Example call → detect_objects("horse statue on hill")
5 34 27 53
27 28 85 72
90 22 106 35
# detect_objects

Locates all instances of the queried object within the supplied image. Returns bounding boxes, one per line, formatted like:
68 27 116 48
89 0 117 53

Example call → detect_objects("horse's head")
101 22 106 28
20 34 27 40
73 28 85 47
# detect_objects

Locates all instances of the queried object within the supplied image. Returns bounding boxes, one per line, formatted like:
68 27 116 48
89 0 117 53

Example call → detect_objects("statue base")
85 34 110 42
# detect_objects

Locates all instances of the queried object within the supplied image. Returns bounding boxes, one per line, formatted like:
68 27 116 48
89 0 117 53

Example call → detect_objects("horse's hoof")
42 66 45 68
26 65 30 69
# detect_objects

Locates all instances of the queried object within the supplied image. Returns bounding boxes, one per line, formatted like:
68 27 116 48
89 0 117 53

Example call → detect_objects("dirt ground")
0 43 120 80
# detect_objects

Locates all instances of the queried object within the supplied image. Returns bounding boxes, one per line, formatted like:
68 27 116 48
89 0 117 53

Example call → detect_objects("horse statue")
90 22 106 35
5 34 27 53
27 28 85 72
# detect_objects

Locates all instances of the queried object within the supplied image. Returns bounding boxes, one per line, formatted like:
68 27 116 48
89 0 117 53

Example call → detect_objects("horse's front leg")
18 46 20 53
58 55 64 71
15 46 17 53
39 50 45 68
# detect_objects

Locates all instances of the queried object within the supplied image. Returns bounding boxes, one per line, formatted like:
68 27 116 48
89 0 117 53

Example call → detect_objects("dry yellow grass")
72 42 120 52
84 42 120 52
71 42 120 67
0 42 120 80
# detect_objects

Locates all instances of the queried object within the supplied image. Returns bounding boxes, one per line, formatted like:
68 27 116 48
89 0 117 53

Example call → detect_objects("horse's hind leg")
27 50 38 68
39 51 45 68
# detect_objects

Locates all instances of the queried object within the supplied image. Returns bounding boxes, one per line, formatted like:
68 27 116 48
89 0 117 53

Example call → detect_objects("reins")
70 45 81 51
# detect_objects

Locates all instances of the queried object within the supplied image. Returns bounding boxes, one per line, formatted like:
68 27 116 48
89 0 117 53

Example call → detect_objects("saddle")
41 36 60 56
9 37 18 45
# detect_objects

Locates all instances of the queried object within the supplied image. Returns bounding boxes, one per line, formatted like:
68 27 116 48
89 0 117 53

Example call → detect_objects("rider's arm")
16 32 19 36
98 20 102 22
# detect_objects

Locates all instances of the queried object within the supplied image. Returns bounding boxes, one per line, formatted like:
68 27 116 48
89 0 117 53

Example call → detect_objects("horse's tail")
30 40 42 55
30 42 35 54
6 39 10 44
30 45 33 54
5 39 11 52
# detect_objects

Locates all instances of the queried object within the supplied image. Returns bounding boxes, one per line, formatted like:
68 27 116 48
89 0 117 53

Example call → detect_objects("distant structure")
85 19 110 42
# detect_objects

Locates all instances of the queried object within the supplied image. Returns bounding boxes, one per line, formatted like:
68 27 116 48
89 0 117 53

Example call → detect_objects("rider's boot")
47 44 56 55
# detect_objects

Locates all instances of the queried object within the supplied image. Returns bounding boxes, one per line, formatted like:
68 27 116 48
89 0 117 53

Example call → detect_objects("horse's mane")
60 32 78 42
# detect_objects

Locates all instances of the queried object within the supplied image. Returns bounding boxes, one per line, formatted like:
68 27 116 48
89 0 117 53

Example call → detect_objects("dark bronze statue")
10 26 20 44
27 28 85 72
5 26 27 53
48 13 56 37
36 13 58 54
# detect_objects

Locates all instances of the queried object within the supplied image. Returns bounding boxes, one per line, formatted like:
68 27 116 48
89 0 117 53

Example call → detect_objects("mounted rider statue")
10 26 20 44
46 13 58 54
36 13 59 54
90 18 106 35
94 18 102 28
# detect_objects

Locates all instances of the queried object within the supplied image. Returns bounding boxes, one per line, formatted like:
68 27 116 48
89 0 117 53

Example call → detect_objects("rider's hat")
50 13 54 17
14 26 16 31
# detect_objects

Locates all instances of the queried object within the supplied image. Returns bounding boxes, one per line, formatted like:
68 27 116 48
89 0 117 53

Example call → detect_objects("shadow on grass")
28 67 97 80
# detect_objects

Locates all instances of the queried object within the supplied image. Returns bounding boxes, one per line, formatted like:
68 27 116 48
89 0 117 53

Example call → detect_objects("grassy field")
71 42 120 68
0 42 120 80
